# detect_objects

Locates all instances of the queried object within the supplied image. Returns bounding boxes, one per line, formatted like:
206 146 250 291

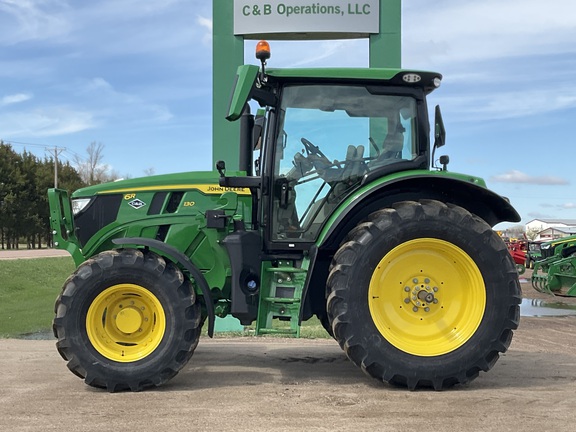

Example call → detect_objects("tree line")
0 142 85 249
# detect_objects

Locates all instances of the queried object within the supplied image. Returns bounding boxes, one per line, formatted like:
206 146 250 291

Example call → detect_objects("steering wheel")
301 137 329 161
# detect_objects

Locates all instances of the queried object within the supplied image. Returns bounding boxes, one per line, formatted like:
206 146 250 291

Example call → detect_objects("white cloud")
404 0 576 66
0 107 96 137
538 202 576 211
286 40 363 67
491 170 569 185
1 93 32 105
440 87 576 121
527 211 555 219
78 77 173 123
197 15 212 45
0 0 209 61
1 76 174 139
0 0 71 45
246 39 368 68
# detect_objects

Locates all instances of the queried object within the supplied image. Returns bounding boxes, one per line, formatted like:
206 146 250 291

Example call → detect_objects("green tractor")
525 240 543 269
532 235 576 296
48 42 521 392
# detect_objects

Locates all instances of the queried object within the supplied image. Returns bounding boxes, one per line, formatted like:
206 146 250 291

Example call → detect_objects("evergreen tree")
0 142 85 249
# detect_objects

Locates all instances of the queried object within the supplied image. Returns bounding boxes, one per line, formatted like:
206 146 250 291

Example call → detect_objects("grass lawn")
0 257 330 339
0 257 75 338
210 316 330 339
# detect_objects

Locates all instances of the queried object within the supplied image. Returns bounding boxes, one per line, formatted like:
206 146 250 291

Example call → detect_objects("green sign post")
212 0 401 170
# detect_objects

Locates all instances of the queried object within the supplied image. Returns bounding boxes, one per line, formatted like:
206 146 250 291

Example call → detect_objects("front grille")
74 195 122 247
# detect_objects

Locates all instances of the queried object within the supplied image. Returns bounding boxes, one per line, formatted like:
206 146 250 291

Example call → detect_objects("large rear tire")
326 200 520 390
53 249 201 392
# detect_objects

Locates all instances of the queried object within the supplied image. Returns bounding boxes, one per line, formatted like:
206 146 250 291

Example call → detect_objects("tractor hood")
70 170 247 198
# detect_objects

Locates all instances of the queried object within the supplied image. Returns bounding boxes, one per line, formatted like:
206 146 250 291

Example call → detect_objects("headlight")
72 198 92 215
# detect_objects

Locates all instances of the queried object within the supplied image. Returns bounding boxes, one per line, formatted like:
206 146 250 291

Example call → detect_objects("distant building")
526 219 576 240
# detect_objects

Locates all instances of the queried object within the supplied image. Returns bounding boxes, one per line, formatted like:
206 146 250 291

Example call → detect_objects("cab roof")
266 67 442 92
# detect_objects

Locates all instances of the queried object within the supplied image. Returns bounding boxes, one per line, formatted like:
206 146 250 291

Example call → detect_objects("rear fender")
317 174 520 251
300 174 520 319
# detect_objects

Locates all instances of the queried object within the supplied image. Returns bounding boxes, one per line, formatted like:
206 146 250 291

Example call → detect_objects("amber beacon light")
255 40 271 61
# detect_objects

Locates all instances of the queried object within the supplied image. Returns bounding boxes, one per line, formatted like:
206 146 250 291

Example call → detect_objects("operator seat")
340 145 367 180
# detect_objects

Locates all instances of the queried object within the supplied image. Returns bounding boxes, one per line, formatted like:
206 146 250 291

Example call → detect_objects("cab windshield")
271 84 420 241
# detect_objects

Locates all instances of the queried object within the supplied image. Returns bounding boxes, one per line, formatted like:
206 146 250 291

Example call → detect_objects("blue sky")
1 0 575 228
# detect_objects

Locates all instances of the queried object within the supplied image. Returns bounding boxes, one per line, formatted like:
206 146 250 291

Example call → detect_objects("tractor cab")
220 41 446 250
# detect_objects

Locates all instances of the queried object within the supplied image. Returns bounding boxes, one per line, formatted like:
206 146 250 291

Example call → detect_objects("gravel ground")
1 251 576 431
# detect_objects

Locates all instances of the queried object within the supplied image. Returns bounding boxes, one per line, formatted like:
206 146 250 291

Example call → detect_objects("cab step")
256 261 306 337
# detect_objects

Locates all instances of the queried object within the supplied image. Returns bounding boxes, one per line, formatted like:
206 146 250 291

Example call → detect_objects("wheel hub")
86 284 165 362
403 277 440 313
115 307 143 334
368 238 486 356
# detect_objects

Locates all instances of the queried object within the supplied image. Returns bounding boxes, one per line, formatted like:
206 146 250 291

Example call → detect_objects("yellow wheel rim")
86 284 166 362
368 238 486 357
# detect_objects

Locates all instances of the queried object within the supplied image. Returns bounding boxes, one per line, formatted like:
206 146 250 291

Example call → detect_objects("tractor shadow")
159 340 576 393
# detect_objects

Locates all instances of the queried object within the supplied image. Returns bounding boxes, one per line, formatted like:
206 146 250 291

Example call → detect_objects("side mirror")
431 105 447 170
434 105 446 149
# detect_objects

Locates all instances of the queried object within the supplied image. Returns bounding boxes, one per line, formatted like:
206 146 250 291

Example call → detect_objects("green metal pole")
213 1 402 169
369 0 401 152
369 0 401 68
212 0 244 171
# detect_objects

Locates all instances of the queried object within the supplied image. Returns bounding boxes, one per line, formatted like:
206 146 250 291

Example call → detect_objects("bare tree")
525 228 540 241
74 142 119 185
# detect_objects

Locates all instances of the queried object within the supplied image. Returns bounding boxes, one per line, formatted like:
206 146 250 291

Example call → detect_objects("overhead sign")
234 0 380 39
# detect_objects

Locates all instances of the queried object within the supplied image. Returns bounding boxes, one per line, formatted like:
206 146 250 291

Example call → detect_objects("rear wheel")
326 200 520 390
53 249 201 391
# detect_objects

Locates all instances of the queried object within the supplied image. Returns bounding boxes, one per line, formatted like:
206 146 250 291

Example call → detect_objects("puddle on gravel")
521 298 576 317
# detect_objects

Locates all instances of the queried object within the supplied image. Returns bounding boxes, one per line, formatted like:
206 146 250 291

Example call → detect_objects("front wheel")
326 200 520 390
53 249 202 392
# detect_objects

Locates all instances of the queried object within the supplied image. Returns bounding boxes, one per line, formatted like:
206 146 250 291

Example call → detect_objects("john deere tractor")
532 234 576 296
48 42 521 392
